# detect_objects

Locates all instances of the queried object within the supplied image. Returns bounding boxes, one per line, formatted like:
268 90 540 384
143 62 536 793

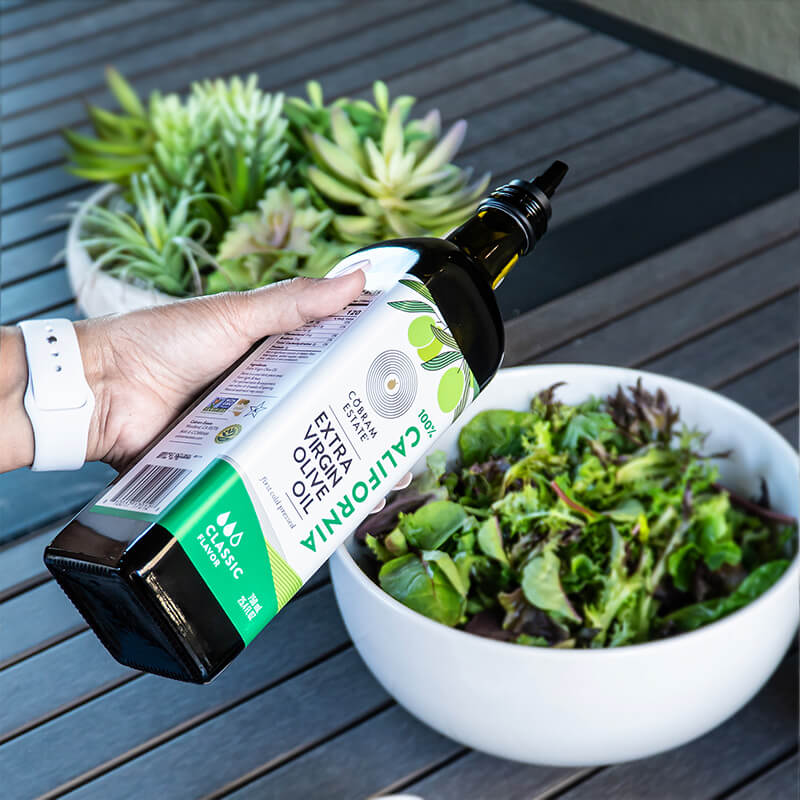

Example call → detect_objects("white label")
95 246 478 583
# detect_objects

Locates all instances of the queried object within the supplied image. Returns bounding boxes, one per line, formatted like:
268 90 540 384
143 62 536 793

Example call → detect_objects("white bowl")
67 183 176 317
330 364 799 766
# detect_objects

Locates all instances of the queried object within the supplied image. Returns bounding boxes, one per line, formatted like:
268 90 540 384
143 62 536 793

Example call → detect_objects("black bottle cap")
477 160 568 255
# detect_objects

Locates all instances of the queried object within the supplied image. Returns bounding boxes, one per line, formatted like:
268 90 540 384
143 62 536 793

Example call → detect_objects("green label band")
160 458 301 644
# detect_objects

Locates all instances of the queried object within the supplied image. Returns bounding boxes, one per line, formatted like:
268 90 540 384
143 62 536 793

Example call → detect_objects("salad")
357 382 797 648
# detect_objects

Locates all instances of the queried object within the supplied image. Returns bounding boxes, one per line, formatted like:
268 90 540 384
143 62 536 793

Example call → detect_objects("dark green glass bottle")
44 161 567 683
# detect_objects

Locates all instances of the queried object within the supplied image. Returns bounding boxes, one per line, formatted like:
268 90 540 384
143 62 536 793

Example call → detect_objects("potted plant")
64 69 489 316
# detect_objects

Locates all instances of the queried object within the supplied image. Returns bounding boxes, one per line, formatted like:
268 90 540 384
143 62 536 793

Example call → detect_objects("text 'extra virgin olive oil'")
44 161 568 683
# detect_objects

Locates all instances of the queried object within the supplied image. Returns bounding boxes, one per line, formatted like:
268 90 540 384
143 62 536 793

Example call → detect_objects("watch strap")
17 319 95 471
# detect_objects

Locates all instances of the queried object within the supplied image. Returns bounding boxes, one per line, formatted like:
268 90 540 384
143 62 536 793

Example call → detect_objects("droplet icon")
217 511 230 527
228 531 243 547
223 522 237 537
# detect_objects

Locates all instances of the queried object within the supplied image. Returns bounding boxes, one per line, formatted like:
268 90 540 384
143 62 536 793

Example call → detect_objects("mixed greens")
357 382 797 648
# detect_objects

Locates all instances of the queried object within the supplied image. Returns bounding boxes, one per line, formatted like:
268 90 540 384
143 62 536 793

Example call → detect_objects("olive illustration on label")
366 350 418 418
437 367 465 413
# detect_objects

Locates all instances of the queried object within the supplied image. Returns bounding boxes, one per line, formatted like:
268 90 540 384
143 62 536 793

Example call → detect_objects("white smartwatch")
17 319 95 471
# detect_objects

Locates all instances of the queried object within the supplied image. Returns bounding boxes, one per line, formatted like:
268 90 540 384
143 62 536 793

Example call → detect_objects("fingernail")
368 498 386 515
394 473 413 490
334 258 370 277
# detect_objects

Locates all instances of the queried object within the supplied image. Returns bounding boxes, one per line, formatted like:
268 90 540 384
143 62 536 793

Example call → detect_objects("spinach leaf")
476 516 508 565
660 560 789 632
378 552 465 626
458 409 535 466
396 500 469 550
561 408 615 449
521 547 581 624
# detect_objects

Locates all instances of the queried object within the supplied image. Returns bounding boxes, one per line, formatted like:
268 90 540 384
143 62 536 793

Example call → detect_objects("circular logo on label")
214 424 242 444
366 350 418 419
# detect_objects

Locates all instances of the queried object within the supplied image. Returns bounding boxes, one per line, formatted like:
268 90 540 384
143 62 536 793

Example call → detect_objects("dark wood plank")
0 460 113 545
0 0 101 41
423 44 664 156
0 265 73 321
776 414 798 448
644 292 799 389
0 162 84 216
0 0 524 178
41 650 386 800
407 752 591 799
0 0 334 117
558 655 798 800
0 585 352 799
222 705 462 799
0 525 57 598
468 67 720 179
0 186 92 252
278 2 558 102
380 12 601 104
549 105 798 225
0 230 65 285
0 0 36 12
0 563 332 735
726 754 798 799
0 630 136 744
505 192 799 366
0 580 83 667
537 235 799 367
0 0 474 148
715 348 799 423
0 0 201 88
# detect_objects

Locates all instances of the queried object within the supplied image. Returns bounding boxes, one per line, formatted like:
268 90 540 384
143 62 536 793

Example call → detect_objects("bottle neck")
447 207 529 289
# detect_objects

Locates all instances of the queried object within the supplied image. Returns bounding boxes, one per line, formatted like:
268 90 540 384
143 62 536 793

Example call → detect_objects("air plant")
79 172 215 296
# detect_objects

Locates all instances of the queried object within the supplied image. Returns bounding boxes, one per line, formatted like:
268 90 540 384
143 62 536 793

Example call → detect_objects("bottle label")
92 246 478 644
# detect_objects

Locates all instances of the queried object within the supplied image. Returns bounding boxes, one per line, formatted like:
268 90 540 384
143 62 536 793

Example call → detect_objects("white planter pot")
66 183 177 317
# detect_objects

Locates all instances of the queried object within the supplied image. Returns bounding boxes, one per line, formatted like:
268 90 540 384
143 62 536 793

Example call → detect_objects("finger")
225 267 367 342
394 472 413 490
368 498 386 516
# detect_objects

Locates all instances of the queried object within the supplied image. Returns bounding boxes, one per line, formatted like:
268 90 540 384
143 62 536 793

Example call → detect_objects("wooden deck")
0 1 797 798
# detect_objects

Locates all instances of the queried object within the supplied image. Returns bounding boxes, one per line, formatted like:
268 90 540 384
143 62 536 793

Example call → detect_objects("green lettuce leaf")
521 547 581 624
378 552 465 626
660 560 789 632
395 500 469 550
458 409 535 465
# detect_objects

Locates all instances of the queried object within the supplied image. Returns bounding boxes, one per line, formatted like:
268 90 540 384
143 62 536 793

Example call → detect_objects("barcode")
110 464 190 511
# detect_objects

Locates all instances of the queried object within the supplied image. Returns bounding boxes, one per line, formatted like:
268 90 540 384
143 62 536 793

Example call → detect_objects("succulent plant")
66 69 490 300
79 173 215 296
63 68 154 183
205 183 350 293
191 75 290 217
286 81 490 243
65 70 290 227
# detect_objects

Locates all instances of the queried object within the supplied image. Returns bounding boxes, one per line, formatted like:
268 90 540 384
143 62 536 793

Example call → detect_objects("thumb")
224 267 367 342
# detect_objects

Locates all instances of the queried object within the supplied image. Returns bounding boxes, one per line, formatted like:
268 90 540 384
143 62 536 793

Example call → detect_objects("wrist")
73 319 113 463
0 327 35 472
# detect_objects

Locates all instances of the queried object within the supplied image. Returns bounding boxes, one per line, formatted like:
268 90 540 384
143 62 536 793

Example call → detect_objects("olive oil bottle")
44 161 568 683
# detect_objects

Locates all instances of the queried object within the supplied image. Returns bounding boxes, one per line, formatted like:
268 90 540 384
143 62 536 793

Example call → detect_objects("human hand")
76 271 365 470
